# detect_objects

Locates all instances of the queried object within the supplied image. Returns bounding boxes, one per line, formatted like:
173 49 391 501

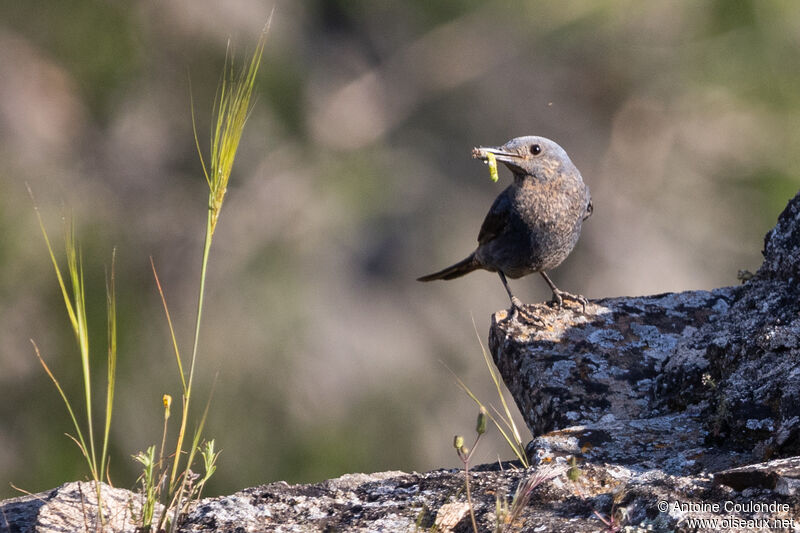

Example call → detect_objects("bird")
417 135 592 323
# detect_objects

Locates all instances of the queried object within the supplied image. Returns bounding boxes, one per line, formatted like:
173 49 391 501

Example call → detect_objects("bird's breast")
511 180 587 270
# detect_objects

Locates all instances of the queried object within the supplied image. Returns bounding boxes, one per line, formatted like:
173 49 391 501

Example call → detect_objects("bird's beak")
472 146 526 172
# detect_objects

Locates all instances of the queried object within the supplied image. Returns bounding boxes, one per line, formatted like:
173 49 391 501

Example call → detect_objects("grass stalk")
445 318 530 468
169 212 212 489
465 458 477 533
66 227 98 478
168 22 267 493
29 16 268 533
448 367 529 469
31 340 92 473
153 22 267 532
455 409 487 533
150 259 186 392
29 189 119 527
101 249 117 486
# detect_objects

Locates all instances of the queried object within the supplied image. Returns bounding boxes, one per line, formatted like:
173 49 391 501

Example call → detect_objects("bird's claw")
509 297 547 326
549 289 588 313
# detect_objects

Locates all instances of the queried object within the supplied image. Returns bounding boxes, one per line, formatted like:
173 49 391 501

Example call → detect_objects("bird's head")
473 136 575 182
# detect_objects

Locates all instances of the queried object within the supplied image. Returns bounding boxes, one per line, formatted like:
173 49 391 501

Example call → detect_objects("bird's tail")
417 254 479 281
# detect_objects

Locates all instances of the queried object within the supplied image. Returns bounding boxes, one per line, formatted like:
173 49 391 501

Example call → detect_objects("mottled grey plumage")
418 136 591 322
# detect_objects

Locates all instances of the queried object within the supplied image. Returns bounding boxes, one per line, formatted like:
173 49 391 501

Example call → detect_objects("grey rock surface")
5 462 799 532
176 461 798 532
714 456 800 496
0 481 160 533
489 191 800 477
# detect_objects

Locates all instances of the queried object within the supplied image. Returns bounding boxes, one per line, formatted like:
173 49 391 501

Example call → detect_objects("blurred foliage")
1 1 800 500
4 0 141 120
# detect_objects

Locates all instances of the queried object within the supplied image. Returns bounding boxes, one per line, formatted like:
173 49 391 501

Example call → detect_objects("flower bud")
163 394 172 419
476 409 487 435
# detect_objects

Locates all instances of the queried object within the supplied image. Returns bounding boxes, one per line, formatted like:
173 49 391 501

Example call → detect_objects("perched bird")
418 136 592 323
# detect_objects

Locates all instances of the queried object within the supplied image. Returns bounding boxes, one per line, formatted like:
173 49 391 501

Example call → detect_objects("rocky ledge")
490 190 800 476
4 193 800 532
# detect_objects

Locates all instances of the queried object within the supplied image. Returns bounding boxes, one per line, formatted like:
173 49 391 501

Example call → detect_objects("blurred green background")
2 0 799 499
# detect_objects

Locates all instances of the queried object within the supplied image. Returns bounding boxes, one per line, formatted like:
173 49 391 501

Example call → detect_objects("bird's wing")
477 188 512 245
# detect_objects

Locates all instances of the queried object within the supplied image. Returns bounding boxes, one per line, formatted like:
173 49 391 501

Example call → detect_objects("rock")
714 457 800 496
490 192 800 477
758 190 800 283
490 289 741 474
175 462 797 532
10 465 797 532
0 481 161 533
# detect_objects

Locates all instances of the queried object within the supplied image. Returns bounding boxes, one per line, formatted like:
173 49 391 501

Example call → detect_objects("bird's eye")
530 144 542 155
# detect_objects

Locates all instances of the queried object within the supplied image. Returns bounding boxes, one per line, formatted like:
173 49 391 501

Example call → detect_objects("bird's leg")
540 272 588 312
498 272 545 325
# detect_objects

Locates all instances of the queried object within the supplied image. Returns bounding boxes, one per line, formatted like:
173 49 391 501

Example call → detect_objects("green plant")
494 463 567 532
28 202 118 528
29 19 268 532
171 17 268 489
591 489 627 533
132 446 158 527
568 458 628 533
454 408 488 533
142 24 267 533
448 320 530 468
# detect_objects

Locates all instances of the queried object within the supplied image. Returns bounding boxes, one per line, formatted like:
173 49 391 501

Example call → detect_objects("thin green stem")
472 320 524 451
159 396 170 472
446 364 528 467
65 229 98 480
462 433 482 533
169 211 213 488
172 387 215 528
27 184 78 332
100 249 117 486
151 258 187 392
464 461 477 533
31 340 93 474
188 210 213 397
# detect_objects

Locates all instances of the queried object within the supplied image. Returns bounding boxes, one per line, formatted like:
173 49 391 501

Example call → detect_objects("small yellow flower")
163 394 172 419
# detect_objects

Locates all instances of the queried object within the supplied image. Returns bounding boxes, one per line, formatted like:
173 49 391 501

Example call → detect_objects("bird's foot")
509 296 547 326
549 289 588 313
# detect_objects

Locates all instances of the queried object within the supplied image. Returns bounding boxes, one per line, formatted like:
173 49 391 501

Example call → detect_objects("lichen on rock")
490 191 800 479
